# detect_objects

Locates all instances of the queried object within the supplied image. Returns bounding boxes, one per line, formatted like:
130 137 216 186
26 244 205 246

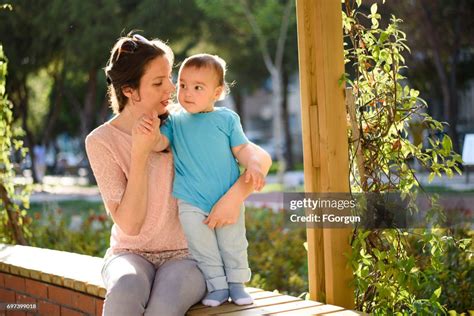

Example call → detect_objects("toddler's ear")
214 86 224 100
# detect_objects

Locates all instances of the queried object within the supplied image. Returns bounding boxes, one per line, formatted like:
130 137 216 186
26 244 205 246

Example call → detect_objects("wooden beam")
295 0 354 309
295 0 325 303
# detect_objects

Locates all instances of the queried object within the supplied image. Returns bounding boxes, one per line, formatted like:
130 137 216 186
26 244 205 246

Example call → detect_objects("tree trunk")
98 97 111 125
419 2 461 153
448 53 460 154
447 2 463 154
233 89 245 130
18 83 39 183
41 74 64 148
82 69 99 185
271 68 286 183
81 68 98 143
0 185 28 245
282 68 294 169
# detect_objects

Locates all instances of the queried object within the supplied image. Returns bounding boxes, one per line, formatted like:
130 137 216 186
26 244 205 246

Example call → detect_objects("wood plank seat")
187 287 363 315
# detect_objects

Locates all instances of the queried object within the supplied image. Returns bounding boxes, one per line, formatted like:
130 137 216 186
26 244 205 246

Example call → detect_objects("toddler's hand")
137 111 160 136
131 111 160 156
243 164 265 191
203 199 241 229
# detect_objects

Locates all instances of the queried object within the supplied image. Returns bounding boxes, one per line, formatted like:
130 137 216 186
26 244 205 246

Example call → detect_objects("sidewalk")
30 183 284 209
266 171 474 191
27 171 474 205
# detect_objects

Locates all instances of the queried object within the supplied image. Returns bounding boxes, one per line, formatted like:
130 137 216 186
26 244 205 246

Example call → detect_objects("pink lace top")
85 122 188 257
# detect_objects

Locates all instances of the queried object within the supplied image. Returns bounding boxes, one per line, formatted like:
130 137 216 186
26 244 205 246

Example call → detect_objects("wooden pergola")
296 0 354 309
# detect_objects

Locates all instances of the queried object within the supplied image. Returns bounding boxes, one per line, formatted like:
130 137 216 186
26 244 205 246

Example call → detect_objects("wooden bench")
0 244 361 315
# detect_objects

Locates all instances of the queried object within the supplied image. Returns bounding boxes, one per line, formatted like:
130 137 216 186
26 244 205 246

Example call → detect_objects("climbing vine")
342 0 471 314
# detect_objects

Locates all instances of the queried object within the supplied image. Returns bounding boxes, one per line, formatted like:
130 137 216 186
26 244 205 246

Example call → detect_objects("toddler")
148 54 266 307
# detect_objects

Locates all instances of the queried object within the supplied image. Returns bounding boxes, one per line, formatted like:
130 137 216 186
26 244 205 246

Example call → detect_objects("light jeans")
101 252 206 316
178 200 251 292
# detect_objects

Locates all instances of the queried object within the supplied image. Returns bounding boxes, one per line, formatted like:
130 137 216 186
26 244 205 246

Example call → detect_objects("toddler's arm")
152 132 169 152
204 143 272 229
136 115 170 152
232 143 272 191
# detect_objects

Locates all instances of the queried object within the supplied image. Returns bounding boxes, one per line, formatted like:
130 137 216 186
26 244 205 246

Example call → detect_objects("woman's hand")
203 195 242 229
131 111 160 156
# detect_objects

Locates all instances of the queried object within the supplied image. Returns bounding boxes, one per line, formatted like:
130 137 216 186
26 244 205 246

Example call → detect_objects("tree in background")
0 4 32 245
195 0 298 174
387 0 474 153
0 0 58 182
0 0 208 182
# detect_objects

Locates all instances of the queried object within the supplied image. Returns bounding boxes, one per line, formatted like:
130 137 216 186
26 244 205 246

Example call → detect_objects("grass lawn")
29 200 105 223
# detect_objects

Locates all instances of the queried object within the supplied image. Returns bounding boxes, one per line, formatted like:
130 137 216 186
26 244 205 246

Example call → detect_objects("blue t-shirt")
160 107 249 213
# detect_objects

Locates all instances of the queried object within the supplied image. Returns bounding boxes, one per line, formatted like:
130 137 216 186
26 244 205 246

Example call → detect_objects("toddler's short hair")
179 54 229 100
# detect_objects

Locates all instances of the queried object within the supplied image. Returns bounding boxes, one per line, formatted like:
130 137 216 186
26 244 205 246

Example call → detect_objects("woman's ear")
122 86 133 98
122 86 140 102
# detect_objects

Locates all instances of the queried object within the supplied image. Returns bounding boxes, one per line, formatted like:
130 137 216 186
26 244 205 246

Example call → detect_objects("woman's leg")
101 253 156 316
145 258 206 316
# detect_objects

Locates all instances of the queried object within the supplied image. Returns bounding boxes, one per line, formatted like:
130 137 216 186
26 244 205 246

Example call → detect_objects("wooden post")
295 0 354 308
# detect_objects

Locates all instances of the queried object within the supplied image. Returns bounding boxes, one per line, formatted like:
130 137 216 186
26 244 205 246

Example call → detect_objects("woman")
86 34 272 315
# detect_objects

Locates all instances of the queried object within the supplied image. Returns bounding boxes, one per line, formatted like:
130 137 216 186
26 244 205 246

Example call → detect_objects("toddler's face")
178 66 223 113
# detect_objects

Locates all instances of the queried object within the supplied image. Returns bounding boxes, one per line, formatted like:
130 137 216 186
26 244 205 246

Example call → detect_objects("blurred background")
1 0 473 189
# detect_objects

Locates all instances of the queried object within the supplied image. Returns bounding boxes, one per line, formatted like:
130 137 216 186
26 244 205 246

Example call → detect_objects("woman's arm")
87 115 160 236
110 151 150 235
111 115 162 235
86 143 150 236
203 143 272 229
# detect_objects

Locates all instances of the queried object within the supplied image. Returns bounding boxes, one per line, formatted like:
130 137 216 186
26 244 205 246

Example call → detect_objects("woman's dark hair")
104 33 174 116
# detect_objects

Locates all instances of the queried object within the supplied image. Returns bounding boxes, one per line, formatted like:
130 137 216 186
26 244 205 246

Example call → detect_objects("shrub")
246 206 308 296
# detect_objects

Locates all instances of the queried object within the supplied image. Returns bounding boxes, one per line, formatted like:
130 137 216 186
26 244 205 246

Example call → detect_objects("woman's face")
130 56 175 116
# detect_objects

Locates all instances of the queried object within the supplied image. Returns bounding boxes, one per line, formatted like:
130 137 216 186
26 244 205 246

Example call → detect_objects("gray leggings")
101 252 206 315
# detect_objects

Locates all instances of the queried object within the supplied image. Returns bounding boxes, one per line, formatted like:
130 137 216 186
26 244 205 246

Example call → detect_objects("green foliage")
0 42 32 245
246 206 308 296
29 208 112 257
343 1 470 314
267 161 281 175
